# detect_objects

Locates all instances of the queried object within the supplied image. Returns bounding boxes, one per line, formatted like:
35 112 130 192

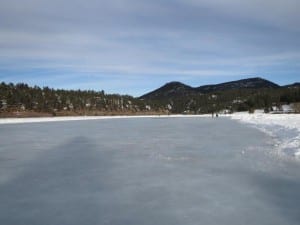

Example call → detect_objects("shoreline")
1 112 299 124
0 114 211 124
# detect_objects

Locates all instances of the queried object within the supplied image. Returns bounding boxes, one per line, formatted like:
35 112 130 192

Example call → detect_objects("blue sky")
0 0 299 96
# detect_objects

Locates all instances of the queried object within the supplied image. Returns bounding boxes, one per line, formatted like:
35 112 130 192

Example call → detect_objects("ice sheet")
1 118 300 225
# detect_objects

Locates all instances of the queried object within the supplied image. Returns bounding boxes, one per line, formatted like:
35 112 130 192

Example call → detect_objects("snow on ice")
230 112 300 158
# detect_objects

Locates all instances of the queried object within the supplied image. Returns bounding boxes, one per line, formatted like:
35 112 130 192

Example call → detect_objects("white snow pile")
230 112 300 159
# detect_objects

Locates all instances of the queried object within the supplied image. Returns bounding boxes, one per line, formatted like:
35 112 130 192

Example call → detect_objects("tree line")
0 81 299 116
0 82 161 116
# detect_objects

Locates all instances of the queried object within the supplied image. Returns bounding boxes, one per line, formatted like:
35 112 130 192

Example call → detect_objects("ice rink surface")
0 117 300 225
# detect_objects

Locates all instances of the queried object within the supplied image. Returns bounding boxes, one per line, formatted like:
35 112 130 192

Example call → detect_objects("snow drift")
230 112 300 158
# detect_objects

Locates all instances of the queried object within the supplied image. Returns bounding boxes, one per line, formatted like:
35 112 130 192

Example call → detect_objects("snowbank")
0 114 210 124
230 112 300 158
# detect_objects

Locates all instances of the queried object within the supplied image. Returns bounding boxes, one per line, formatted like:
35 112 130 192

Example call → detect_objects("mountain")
196 77 280 93
284 82 300 88
140 77 280 100
140 81 196 100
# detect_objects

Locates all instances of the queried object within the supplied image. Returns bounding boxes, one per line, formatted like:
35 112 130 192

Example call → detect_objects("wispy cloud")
0 0 299 95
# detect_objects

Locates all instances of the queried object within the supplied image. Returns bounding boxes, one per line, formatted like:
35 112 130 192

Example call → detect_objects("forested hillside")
140 78 300 114
0 78 300 117
0 82 161 117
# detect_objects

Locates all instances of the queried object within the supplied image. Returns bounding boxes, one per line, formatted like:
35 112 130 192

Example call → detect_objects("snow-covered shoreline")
230 112 300 158
0 114 210 124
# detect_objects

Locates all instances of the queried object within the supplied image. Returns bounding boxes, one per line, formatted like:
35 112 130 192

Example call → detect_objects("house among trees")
271 104 294 113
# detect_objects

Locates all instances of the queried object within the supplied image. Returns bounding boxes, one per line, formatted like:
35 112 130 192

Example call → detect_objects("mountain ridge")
284 82 300 88
140 77 281 99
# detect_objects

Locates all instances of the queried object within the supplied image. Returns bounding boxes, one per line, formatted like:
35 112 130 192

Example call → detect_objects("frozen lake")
0 117 300 225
